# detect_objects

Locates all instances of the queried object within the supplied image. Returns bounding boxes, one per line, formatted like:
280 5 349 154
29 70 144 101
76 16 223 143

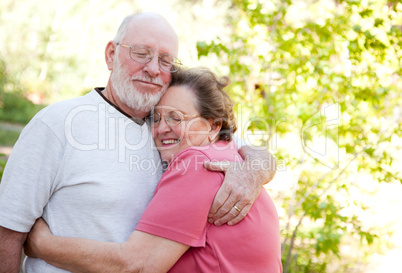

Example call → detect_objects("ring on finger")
233 205 241 213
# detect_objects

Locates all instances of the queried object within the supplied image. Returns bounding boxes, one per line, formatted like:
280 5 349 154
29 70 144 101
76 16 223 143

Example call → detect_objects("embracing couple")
0 13 282 273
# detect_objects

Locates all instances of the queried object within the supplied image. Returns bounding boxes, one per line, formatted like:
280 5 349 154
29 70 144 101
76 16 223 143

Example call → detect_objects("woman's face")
151 85 213 163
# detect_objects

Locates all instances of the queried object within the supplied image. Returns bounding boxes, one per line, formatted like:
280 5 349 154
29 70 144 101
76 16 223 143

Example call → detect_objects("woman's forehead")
157 85 198 113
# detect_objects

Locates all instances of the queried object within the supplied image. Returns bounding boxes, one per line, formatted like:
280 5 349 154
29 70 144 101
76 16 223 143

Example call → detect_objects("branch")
283 148 362 273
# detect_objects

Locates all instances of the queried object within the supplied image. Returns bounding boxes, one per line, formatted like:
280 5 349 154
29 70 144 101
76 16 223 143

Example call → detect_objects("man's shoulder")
33 89 104 121
18 89 102 136
42 89 99 111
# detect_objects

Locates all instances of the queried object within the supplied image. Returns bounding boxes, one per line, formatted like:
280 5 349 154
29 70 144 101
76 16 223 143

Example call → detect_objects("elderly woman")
25 67 282 273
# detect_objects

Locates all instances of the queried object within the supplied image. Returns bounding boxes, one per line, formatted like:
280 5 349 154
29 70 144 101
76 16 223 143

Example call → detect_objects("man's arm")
0 226 27 273
205 146 276 226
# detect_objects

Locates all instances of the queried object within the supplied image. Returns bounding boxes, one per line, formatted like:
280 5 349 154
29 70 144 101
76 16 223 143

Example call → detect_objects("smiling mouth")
136 80 162 87
162 139 181 145
132 76 163 87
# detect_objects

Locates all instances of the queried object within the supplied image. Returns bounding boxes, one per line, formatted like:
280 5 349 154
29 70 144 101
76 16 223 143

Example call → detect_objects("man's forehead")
124 15 179 56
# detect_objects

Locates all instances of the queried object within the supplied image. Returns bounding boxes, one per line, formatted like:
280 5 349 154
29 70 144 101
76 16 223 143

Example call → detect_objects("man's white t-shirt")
0 89 162 272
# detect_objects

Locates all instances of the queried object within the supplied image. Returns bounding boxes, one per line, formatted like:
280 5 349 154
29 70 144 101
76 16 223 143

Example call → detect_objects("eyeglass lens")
152 111 183 126
129 45 179 72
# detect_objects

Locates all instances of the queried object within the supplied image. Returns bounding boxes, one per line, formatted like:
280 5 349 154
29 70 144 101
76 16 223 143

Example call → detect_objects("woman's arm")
25 218 189 273
25 150 220 272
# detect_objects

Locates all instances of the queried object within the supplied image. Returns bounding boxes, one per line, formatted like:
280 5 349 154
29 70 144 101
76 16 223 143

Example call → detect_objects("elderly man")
0 13 275 272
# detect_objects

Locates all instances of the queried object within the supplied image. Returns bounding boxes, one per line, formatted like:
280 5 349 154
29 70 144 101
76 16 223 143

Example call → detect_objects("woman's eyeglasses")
151 109 199 127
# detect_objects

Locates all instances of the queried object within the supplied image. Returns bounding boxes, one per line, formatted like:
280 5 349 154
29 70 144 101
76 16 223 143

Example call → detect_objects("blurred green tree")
198 0 402 272
0 0 127 104
0 0 139 124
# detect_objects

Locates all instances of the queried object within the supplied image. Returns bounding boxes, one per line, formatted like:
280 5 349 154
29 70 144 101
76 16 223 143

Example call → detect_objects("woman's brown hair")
170 67 237 141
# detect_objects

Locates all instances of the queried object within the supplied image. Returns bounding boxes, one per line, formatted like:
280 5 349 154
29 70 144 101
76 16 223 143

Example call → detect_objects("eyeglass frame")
116 43 182 73
150 108 200 127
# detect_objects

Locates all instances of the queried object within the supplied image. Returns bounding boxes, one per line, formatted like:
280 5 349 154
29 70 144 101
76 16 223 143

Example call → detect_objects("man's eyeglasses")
151 109 199 127
117 43 182 73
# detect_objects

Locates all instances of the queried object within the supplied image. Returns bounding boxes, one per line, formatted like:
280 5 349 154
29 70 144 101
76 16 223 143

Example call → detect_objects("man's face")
110 52 168 113
110 17 179 113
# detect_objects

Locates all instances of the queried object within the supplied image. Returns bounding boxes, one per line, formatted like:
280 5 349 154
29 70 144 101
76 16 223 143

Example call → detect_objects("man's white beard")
111 60 167 113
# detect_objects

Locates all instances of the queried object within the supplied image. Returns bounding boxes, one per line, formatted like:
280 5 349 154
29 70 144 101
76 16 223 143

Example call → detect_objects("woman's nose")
157 117 172 134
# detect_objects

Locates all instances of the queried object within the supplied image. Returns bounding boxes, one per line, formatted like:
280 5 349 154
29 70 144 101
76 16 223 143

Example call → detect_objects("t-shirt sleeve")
0 118 64 232
136 149 224 247
232 133 248 149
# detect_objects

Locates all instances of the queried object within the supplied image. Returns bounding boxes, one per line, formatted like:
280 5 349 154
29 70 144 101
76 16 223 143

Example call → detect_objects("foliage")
198 0 402 272
0 54 45 124
0 0 126 103
0 129 21 146
0 155 6 181
0 92 45 124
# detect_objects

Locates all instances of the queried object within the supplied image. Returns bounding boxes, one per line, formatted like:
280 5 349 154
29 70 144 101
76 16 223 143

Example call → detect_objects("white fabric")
232 133 247 148
0 89 162 272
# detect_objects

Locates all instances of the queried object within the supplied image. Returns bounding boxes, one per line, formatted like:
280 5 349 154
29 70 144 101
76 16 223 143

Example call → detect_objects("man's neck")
102 85 149 120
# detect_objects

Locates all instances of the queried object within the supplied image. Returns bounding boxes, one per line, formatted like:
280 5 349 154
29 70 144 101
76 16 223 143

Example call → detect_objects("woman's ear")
208 118 222 141
105 41 117 71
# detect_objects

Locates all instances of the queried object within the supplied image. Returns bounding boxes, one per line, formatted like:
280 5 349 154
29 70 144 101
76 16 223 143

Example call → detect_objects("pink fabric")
136 141 282 272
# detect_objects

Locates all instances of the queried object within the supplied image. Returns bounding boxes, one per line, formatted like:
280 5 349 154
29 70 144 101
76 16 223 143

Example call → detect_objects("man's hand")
205 146 276 226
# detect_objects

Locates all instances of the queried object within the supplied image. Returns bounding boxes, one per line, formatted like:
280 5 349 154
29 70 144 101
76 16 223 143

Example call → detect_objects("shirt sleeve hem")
0 216 31 233
136 221 206 247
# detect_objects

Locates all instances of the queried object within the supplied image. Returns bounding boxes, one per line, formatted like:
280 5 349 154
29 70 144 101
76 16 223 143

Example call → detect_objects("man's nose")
143 56 161 77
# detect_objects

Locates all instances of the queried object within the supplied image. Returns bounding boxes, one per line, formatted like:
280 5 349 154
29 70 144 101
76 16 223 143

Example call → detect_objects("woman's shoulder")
163 142 238 181
175 140 242 164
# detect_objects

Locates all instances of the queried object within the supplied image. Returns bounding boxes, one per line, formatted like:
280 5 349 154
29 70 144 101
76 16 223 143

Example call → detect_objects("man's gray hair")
113 15 136 43
113 13 174 44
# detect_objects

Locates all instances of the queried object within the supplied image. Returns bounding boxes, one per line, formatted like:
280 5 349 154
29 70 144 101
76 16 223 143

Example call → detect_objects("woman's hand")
24 218 52 259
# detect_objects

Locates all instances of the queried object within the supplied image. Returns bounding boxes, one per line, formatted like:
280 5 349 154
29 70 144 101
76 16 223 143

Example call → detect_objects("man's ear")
105 41 117 71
